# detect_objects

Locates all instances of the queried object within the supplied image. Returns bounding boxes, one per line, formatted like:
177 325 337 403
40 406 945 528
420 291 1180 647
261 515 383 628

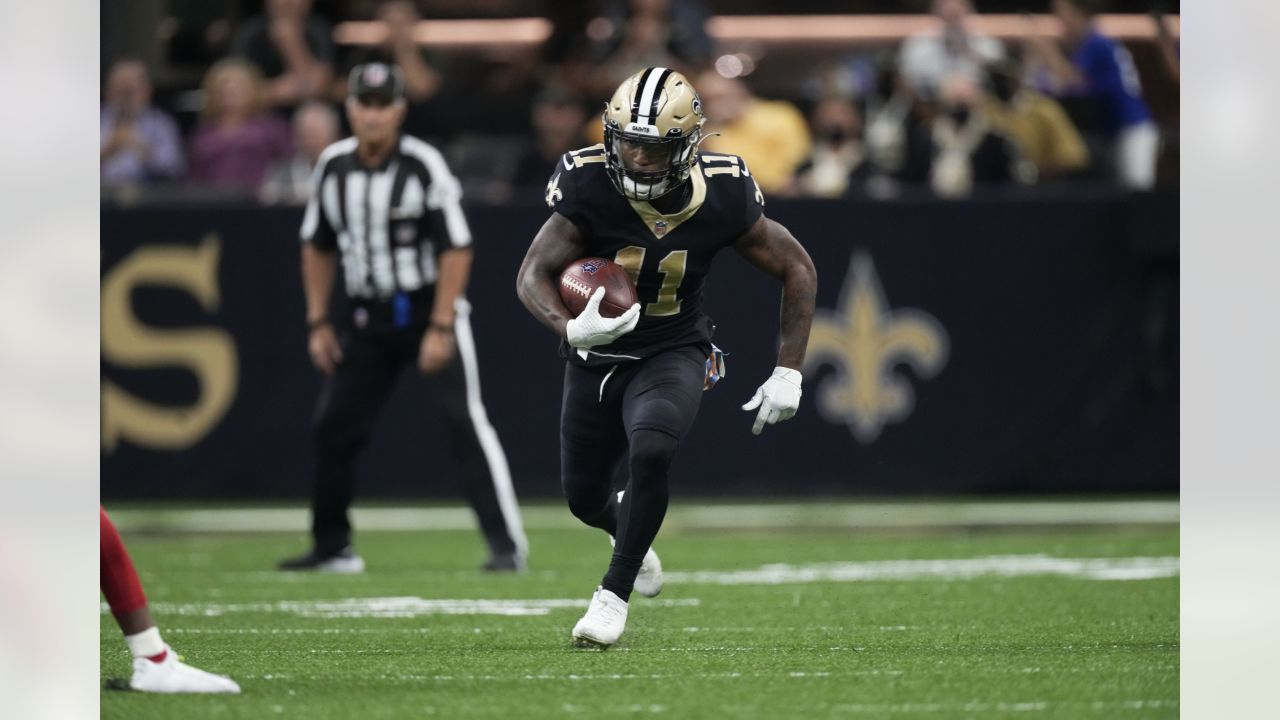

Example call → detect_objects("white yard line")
107 500 1178 533
664 555 1179 585
834 700 1178 714
107 596 700 619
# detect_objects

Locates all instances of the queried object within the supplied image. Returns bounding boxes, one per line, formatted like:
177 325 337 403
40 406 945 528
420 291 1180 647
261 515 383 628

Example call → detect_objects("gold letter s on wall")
101 234 238 452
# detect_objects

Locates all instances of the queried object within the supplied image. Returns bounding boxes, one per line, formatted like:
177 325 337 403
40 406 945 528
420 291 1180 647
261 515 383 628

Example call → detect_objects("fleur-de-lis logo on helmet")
803 252 949 443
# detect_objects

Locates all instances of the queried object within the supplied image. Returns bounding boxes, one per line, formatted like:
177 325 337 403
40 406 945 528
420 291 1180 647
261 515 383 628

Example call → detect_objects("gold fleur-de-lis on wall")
804 252 949 443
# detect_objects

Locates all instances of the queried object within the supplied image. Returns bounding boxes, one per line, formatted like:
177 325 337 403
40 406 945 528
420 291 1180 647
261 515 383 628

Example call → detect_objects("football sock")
100 508 148 616
125 626 167 662
602 429 674 601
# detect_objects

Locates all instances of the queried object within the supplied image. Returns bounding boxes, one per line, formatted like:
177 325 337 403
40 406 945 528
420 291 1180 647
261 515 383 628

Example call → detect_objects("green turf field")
101 501 1178 719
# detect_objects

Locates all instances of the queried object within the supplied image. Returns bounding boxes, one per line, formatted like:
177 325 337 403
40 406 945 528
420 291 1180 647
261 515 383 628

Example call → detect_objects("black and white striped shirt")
300 135 471 300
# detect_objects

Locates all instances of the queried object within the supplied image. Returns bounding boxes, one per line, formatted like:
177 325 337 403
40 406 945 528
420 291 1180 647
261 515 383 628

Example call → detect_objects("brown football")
558 257 638 318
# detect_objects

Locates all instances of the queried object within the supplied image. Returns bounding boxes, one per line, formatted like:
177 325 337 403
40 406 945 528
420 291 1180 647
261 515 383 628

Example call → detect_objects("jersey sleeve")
738 157 766 237
300 160 338 251
546 145 608 232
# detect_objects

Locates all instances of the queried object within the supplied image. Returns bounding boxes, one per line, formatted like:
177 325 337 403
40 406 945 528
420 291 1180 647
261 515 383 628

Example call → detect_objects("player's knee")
628 429 678 482
630 397 688 440
565 490 612 526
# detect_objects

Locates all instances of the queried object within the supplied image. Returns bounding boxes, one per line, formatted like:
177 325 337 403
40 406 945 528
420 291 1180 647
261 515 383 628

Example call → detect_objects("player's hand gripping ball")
558 258 638 318
560 258 641 350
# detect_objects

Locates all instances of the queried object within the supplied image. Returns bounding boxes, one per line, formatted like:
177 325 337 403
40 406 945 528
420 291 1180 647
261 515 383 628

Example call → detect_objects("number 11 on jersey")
615 246 688 317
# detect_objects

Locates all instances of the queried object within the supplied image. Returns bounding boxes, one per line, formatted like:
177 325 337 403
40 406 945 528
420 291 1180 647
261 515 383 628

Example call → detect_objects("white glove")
566 287 641 350
742 367 803 435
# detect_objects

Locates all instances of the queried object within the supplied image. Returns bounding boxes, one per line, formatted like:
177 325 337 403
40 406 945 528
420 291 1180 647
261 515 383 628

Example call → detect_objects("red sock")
101 507 147 616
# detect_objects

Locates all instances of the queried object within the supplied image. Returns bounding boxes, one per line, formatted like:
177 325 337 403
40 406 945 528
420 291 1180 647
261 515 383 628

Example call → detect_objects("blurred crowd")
101 0 1180 204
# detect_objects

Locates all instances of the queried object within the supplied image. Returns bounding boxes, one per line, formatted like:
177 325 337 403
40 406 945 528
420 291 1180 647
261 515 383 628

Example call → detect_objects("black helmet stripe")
634 67 671 126
630 67 656 124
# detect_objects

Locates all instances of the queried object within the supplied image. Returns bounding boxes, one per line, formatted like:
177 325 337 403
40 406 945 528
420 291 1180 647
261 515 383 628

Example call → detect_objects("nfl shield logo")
654 220 668 237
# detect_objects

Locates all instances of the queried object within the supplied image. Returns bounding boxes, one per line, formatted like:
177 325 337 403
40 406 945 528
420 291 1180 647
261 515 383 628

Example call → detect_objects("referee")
279 62 527 572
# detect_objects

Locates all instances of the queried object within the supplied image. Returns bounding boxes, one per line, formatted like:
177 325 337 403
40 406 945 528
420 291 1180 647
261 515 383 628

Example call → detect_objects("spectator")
580 0 711 99
1151 3 1179 86
696 71 811 195
795 96 872 199
862 55 917 177
336 1 444 138
1025 0 1159 189
189 59 293 190
983 58 1090 180
229 0 335 108
260 101 341 205
509 87 589 190
899 75 1029 198
336 1 442 104
100 60 185 186
899 0 1004 96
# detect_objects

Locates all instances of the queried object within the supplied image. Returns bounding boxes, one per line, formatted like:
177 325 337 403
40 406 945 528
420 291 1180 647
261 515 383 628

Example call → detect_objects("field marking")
107 500 1178 533
232 670 904 682
107 596 700 619
664 555 1179 585
834 700 1178 714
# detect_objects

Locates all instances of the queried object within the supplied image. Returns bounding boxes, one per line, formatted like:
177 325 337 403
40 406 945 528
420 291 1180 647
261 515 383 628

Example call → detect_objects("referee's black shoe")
278 547 365 573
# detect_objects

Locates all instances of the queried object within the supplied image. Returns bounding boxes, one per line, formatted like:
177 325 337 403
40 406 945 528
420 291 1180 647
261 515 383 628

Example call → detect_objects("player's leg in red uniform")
100 508 240 693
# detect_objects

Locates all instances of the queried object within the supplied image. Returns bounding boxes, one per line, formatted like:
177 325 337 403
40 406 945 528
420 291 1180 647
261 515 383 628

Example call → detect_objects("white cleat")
609 536 664 598
571 587 628 649
314 553 365 574
129 647 241 694
633 546 664 598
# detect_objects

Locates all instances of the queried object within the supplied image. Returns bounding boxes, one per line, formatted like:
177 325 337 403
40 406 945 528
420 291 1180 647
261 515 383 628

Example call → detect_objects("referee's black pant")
309 298 526 559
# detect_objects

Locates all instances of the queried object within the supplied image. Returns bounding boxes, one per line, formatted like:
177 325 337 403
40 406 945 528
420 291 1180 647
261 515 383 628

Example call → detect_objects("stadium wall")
100 190 1177 499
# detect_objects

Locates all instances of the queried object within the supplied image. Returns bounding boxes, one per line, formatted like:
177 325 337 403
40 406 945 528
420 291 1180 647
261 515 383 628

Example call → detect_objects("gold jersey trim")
625 161 707 240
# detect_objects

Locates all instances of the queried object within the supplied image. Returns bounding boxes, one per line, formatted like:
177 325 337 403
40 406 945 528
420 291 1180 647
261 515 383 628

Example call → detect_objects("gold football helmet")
602 67 705 201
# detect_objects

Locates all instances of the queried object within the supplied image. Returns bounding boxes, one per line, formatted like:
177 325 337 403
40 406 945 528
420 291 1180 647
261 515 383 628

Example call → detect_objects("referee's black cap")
349 62 404 104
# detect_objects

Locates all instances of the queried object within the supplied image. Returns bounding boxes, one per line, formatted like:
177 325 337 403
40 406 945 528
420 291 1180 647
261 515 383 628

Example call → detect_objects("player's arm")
517 212 586 340
734 215 817 370
516 213 639 347
733 215 818 435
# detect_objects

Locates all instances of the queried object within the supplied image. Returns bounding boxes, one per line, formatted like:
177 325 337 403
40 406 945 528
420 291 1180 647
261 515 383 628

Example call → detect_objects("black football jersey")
546 144 765 366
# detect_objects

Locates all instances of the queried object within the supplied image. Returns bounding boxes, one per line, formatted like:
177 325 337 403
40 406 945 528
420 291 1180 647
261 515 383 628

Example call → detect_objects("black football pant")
560 344 706 601
310 304 525 560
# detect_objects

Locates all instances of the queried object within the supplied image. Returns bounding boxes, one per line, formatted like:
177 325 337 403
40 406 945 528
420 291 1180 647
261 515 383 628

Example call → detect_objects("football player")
101 508 240 693
516 67 817 647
